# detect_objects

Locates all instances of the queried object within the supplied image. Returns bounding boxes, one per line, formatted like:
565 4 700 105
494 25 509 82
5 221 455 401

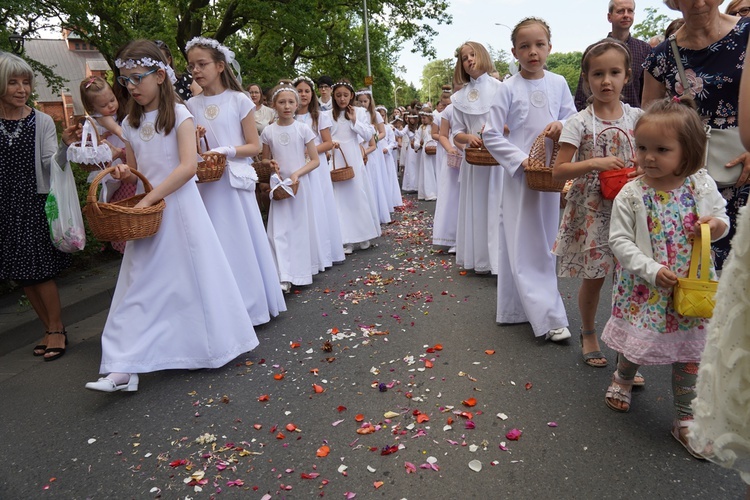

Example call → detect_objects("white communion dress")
432 104 460 248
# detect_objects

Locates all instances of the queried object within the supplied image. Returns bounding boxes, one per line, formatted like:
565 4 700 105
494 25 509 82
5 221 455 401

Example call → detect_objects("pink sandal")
671 419 709 460
605 371 633 413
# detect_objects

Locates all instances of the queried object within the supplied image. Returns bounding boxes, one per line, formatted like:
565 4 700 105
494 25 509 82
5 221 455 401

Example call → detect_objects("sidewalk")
0 259 120 357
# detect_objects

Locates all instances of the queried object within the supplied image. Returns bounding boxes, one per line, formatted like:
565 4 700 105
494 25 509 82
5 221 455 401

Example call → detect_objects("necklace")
0 115 25 146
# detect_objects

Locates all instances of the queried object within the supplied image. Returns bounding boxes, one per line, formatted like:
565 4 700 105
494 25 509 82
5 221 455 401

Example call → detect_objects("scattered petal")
316 445 330 457
497 412 508 420
404 461 417 474
374 481 384 489
547 421 558 427
485 350 495 355
462 397 477 407
355 414 365 422
258 394 270 402
506 428 522 441
383 411 399 419
468 459 482 472
525 382 533 390
312 384 324 393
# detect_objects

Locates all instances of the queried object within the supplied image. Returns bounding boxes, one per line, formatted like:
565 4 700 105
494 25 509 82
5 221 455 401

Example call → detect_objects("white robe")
482 71 576 336
187 90 287 325
433 104 460 247
363 115 392 224
100 105 258 374
416 125 438 200
401 128 419 192
381 123 404 208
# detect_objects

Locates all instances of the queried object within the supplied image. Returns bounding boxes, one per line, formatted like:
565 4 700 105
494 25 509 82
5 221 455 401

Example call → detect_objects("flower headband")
375 105 387 112
355 89 372 96
332 81 354 93
115 57 177 84
185 36 242 85
292 76 316 88
271 86 299 103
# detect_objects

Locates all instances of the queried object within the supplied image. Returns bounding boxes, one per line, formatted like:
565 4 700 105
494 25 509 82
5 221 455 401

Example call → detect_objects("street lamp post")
8 32 24 54
427 74 439 104
393 85 402 110
363 0 373 91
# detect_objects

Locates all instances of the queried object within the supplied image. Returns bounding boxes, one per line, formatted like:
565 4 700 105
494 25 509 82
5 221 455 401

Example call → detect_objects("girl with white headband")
260 85 321 292
329 79 381 254
86 40 258 393
294 76 345 267
416 106 438 201
375 105 403 209
401 112 420 193
356 88 392 222
184 36 287 324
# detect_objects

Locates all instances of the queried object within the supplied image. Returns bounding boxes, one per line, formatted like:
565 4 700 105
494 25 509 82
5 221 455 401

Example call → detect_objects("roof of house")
24 39 111 116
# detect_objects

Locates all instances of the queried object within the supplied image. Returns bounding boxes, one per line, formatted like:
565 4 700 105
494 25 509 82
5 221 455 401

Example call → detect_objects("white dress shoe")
343 244 353 254
280 281 292 293
546 327 572 342
359 240 371 250
85 374 139 392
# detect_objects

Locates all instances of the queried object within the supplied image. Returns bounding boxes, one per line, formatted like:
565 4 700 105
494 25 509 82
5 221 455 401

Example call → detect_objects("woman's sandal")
33 331 48 357
43 330 68 362
580 329 607 368
605 371 633 412
671 419 709 460
633 371 646 387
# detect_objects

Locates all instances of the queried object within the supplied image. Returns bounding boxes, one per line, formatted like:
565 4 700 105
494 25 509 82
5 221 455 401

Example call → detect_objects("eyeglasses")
117 69 157 87
318 85 331 89
187 61 214 73
730 6 750 16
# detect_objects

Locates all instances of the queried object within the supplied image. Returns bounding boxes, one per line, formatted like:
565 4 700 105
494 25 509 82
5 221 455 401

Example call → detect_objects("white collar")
450 73 500 115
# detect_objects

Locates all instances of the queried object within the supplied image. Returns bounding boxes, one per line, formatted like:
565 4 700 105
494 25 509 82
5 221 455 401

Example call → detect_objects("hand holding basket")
330 145 355 182
196 134 226 183
525 133 565 192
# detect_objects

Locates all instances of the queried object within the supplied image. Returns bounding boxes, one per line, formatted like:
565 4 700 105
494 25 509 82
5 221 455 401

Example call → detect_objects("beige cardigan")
34 110 69 194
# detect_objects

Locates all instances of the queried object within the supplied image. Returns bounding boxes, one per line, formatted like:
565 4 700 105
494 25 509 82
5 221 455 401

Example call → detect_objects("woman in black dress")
0 53 80 361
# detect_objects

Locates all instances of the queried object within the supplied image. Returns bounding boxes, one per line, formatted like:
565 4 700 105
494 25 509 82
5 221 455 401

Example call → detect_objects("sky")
395 0 677 86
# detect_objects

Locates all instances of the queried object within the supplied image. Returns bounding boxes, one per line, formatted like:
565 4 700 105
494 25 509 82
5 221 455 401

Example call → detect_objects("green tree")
419 59 453 103
546 51 583 95
632 6 673 40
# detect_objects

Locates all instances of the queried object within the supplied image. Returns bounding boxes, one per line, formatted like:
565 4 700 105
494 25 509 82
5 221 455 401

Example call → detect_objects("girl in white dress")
401 114 420 193
294 76 345 267
329 79 381 254
261 85 321 291
356 89 392 222
85 40 258 393
451 41 504 274
184 37 286 324
433 85 461 252
483 18 576 340
416 107 438 201
376 106 404 209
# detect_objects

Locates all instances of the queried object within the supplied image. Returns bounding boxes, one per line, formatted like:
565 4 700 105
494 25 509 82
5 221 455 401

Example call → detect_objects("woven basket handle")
529 133 560 169
594 126 635 163
687 223 711 282
332 144 350 170
86 165 153 214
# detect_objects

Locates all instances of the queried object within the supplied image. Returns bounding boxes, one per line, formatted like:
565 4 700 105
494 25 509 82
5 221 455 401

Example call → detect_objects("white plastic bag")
45 157 86 252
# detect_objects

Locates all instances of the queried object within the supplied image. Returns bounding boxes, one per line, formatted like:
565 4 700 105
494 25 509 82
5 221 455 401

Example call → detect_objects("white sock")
106 373 130 385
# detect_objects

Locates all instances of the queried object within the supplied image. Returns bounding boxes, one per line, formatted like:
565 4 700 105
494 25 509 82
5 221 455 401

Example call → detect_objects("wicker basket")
252 156 273 184
73 116 111 173
464 147 499 166
196 135 226 183
83 166 165 242
271 180 300 200
330 145 355 182
446 151 463 169
525 134 565 192
425 144 437 156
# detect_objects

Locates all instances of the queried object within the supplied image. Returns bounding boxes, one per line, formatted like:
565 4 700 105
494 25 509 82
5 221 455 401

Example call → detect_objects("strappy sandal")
671 419 709 460
580 329 607 368
605 371 633 412
43 330 68 362
633 371 646 387
33 331 48 357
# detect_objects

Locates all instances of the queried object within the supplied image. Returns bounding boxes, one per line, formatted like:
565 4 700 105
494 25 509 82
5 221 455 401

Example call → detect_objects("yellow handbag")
673 223 718 318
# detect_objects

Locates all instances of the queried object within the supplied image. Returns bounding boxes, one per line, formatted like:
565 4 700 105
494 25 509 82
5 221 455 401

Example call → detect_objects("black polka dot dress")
0 110 71 282
175 73 193 101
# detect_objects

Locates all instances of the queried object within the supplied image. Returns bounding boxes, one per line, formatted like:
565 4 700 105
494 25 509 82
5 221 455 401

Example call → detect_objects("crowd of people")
1 0 749 489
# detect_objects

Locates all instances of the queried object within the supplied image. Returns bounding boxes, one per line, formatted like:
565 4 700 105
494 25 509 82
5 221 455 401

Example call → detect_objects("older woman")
642 0 750 270
246 83 276 135
726 0 750 16
0 53 79 361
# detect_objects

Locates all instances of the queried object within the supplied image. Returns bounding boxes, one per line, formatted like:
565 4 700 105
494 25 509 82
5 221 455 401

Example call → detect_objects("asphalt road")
0 195 744 499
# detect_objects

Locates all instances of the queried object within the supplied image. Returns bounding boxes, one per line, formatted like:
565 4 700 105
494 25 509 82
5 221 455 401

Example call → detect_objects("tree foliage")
632 6 673 40
546 52 583 96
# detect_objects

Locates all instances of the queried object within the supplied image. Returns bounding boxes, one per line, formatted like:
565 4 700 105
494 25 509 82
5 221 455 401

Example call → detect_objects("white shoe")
448 246 456 254
343 244 353 255
546 327 572 342
359 240 371 250
85 374 139 392
281 281 292 293
425 196 437 201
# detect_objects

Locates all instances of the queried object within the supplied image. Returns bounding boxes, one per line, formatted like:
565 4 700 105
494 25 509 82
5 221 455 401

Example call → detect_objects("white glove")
210 145 236 158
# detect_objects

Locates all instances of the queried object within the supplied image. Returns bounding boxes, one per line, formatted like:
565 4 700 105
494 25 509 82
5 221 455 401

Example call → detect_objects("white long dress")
330 107 382 245
690 205 750 483
416 125 438 200
99 105 258 374
401 128 419 192
482 71 576 336
364 115 392 223
433 104 460 247
295 111 345 266
187 90 286 324
452 73 503 273
382 124 403 208
262 120 321 285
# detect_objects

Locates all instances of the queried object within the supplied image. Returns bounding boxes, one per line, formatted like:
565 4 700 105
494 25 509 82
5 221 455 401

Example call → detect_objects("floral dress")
553 104 642 279
644 17 750 269
602 178 712 365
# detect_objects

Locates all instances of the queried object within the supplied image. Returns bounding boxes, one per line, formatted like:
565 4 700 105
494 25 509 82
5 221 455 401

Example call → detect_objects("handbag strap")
688 223 711 281
668 35 690 97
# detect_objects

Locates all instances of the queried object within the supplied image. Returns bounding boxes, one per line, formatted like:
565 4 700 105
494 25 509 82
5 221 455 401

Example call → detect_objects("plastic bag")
45 157 86 252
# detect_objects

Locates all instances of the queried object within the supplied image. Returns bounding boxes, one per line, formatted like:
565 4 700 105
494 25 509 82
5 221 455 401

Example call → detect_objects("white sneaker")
85 374 139 392
343 244 353 255
546 327 572 342
281 281 292 293
360 240 371 250
448 246 456 254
